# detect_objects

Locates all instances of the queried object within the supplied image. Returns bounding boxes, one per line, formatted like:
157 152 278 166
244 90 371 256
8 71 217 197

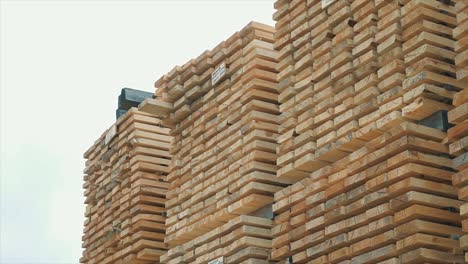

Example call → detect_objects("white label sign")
208 257 224 264
321 0 336 8
211 62 227 86
105 125 117 145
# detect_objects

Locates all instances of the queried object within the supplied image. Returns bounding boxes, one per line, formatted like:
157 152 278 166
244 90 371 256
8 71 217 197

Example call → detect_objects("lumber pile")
81 108 172 264
452 89 468 262
271 0 466 262
273 121 465 263
79 1 468 263
452 1 468 262
454 1 468 88
160 215 276 264
144 22 291 262
274 0 460 182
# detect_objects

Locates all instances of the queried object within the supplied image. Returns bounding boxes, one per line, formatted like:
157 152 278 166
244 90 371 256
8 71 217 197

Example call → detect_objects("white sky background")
0 1 274 262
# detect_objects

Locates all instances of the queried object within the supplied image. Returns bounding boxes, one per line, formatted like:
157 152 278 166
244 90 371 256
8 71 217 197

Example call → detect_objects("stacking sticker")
212 62 227 86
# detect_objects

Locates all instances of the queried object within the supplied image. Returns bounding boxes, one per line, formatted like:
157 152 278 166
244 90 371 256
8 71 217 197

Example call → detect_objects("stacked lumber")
454 1 468 87
81 108 172 264
274 0 460 182
452 1 468 262
275 0 371 181
273 121 465 263
145 22 291 261
271 0 466 262
451 89 468 262
160 215 276 264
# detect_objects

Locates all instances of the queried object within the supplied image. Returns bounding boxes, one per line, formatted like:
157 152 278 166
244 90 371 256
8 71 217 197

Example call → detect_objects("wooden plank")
449 103 468 124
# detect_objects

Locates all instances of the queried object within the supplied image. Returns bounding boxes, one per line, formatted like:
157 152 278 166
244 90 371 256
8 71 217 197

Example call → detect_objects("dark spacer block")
417 110 452 132
118 88 154 110
116 108 127 120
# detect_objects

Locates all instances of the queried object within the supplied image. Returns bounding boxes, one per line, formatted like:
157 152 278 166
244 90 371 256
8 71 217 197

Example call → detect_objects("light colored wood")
454 89 468 107
139 98 173 117
81 110 171 264
450 103 468 124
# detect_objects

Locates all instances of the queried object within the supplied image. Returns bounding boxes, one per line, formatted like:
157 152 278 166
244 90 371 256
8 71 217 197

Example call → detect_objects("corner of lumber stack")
81 108 172 264
153 21 291 263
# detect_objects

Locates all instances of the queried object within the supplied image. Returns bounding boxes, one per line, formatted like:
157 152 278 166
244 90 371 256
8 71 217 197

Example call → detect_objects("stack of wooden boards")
81 108 172 264
160 215 275 264
80 1 468 263
452 1 468 262
273 121 465 263
272 0 467 263
452 89 468 262
274 0 461 180
146 22 291 263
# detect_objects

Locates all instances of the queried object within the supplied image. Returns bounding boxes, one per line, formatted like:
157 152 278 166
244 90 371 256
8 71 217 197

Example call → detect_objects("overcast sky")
0 1 274 262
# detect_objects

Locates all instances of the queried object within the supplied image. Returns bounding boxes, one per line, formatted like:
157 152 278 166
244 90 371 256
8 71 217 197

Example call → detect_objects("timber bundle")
81 1 468 263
